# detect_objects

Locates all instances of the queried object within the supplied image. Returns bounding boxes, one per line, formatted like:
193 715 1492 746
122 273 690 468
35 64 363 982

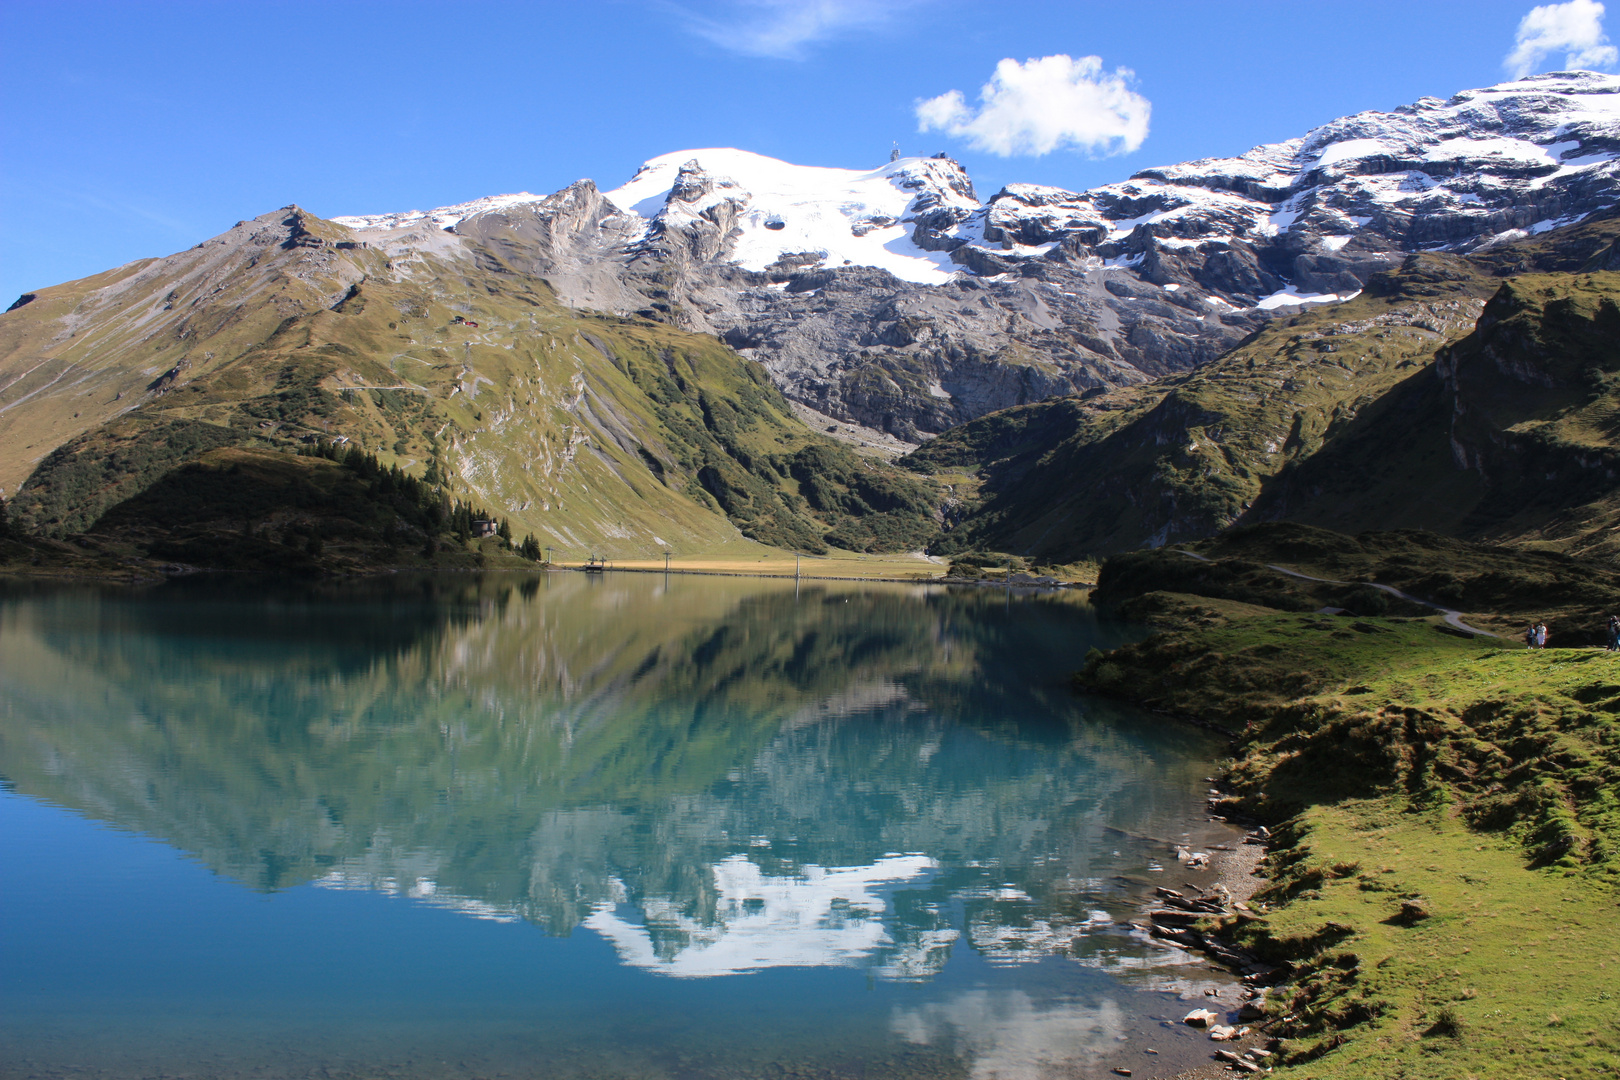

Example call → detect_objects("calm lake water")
0 573 1237 1079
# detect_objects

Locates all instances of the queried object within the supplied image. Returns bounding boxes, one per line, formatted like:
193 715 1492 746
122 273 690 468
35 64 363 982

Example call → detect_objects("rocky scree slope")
0 207 938 556
910 211 1620 561
325 72 1620 444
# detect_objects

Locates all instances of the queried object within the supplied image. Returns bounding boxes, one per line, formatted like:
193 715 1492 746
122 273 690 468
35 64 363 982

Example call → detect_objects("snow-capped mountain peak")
330 72 1620 297
601 148 980 284
1094 71 1620 258
332 191 552 234
309 73 1620 444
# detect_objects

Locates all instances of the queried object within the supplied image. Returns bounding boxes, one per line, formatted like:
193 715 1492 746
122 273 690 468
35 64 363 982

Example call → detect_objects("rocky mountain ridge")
325 72 1620 442
4 72 1619 563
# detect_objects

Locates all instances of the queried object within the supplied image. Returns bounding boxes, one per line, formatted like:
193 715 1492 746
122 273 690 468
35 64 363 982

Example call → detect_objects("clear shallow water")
0 574 1236 1079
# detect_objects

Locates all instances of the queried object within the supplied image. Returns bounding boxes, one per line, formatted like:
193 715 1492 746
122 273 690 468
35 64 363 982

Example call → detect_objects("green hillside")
0 208 938 560
911 213 1620 561
1073 524 1620 1079
1259 269 1620 555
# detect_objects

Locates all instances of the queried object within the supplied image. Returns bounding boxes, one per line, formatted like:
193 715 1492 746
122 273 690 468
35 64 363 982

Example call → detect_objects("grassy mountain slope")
0 441 550 578
0 207 938 557
0 209 358 494
1257 269 1620 555
1074 525 1620 1078
910 258 1497 557
911 213 1620 561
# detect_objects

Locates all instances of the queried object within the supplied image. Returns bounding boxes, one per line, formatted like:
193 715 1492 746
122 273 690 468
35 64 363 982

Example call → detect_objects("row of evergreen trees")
0 441 548 564
300 440 546 561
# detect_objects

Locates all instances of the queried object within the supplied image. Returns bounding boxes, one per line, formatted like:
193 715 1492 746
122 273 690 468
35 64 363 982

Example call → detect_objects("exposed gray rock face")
373 181 648 316
333 73 1620 444
645 160 751 264
706 262 1252 440
983 185 1108 247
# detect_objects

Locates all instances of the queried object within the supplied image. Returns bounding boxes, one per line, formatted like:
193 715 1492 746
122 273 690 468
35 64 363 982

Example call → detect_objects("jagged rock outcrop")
644 159 752 265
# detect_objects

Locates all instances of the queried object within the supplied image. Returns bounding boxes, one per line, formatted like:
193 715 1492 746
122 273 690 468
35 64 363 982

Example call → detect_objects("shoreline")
549 563 1090 588
1073 597 1620 1077
0 560 1094 590
1141 802 1281 1079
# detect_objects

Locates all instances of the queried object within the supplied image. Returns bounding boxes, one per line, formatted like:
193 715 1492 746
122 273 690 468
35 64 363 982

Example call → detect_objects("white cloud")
1504 0 1619 78
914 55 1150 158
672 0 925 60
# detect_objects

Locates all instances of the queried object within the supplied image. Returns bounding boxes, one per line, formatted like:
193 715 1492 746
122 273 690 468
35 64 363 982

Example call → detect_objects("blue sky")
2 0 1615 304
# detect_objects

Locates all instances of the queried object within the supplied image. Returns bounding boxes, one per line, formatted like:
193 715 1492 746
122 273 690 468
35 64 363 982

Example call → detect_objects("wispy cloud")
669 0 926 60
1504 0 1618 78
915 55 1150 158
71 190 194 235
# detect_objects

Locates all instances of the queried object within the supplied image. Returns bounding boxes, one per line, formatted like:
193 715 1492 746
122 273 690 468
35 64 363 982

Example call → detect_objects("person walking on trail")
1607 615 1620 652
1527 622 1543 649
1536 622 1549 649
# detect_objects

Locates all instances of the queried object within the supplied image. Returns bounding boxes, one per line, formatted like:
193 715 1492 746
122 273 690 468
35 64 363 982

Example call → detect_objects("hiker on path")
1527 622 1541 649
1607 615 1620 652
1536 622 1549 649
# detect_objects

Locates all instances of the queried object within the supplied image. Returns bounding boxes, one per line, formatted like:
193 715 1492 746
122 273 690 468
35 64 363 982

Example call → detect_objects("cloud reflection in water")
893 990 1128 1080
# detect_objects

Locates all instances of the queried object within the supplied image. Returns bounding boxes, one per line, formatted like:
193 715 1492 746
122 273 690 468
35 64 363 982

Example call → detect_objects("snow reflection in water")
586 853 947 977
0 574 1236 1080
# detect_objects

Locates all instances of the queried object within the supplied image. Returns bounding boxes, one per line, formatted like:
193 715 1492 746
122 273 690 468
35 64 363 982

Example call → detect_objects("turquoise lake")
0 573 1241 1079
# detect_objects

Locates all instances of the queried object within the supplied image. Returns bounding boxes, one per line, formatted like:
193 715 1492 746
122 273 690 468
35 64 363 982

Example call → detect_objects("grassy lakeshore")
551 540 946 580
1076 526 1620 1079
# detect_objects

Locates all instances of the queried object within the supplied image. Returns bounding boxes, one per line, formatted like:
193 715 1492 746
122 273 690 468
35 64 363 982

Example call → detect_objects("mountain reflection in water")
0 573 1231 1079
